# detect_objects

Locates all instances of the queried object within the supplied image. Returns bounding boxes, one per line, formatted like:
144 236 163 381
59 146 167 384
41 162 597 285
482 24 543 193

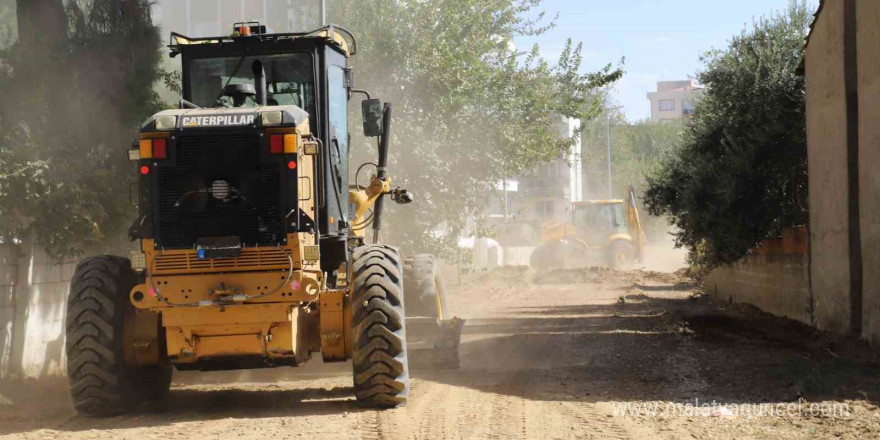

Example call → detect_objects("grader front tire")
65 256 170 417
350 244 410 407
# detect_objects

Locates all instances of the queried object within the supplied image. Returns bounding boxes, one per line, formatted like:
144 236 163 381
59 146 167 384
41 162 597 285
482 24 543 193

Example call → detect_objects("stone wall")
705 227 812 325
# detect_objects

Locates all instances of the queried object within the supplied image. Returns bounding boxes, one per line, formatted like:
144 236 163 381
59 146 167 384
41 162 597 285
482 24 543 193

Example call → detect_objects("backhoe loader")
530 186 644 271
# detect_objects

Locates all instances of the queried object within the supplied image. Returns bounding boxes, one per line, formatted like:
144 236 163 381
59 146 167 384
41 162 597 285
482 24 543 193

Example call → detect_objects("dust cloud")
641 230 689 273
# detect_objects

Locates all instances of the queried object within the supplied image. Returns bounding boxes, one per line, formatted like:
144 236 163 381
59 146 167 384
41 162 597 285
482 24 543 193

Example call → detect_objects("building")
800 0 880 343
483 116 582 249
517 116 582 221
150 0 318 38
486 116 582 225
646 80 705 123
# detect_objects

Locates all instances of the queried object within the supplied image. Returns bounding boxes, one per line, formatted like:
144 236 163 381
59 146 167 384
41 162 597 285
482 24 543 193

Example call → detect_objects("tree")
581 112 684 239
330 0 622 257
0 0 164 256
643 1 811 269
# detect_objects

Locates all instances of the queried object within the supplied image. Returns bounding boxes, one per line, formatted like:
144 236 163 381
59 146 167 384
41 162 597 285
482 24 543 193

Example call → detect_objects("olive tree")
643 1 811 269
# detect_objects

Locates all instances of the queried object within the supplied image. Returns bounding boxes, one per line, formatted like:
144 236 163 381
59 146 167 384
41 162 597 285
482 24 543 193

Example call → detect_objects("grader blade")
406 316 465 369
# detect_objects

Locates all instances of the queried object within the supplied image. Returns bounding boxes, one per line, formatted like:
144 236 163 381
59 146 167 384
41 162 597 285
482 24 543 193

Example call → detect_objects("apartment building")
646 79 705 123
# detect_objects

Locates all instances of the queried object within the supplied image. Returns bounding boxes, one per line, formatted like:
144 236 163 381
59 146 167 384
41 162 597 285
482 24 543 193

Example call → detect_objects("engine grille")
152 248 291 275
155 131 284 249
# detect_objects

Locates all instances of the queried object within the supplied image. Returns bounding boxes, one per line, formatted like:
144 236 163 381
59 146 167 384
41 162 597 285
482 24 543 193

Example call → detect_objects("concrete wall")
705 227 812 325
0 245 18 378
805 0 853 335
0 243 76 381
858 0 880 345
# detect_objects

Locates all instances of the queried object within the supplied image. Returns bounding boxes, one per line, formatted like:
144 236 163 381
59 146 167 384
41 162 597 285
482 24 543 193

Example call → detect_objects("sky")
515 0 819 122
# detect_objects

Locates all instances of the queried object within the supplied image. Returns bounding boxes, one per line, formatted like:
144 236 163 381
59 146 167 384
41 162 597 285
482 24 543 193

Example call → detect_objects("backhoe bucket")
406 316 465 369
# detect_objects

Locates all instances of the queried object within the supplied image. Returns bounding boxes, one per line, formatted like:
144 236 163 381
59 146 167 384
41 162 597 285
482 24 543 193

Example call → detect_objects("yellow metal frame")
171 28 351 57
348 175 391 238
128 119 362 367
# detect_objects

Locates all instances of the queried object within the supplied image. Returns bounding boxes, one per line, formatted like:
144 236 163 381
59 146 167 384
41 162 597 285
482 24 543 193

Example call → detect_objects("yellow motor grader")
530 187 645 270
64 22 462 417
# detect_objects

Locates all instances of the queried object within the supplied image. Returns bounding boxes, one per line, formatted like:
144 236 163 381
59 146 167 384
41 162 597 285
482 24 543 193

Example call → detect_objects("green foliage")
331 0 622 257
643 1 811 269
582 114 684 239
0 0 163 256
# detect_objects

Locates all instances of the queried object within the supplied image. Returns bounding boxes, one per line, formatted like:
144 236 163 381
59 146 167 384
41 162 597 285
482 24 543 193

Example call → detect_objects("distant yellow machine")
530 187 644 270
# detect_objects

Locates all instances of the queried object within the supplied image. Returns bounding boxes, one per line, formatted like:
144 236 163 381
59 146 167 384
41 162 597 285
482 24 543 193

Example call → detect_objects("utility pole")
605 106 623 199
320 0 326 26
606 114 613 199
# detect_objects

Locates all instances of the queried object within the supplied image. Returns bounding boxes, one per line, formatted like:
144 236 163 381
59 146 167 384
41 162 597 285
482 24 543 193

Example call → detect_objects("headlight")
155 115 177 130
130 252 147 271
261 111 283 126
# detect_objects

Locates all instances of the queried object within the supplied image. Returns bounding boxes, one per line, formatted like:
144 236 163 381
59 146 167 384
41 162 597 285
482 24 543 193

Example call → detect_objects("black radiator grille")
155 131 284 248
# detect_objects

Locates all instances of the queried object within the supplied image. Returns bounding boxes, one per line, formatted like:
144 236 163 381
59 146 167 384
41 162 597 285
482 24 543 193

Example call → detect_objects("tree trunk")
16 0 66 54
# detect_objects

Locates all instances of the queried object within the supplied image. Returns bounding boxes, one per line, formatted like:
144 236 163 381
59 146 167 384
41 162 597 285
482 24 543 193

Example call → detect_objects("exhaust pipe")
252 60 267 106
372 103 392 243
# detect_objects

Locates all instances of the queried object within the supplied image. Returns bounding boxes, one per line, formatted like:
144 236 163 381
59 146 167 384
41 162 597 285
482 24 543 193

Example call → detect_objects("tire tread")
350 244 409 407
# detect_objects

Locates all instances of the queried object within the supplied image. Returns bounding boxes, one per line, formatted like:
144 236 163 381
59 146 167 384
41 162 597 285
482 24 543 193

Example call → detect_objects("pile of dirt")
472 265 531 285
636 270 688 285
532 267 632 285
531 266 692 287
464 265 694 288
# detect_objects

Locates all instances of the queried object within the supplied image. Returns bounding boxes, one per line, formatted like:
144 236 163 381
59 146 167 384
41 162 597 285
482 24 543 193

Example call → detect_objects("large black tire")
350 244 409 407
402 254 448 318
529 241 565 272
65 256 171 417
530 240 591 271
606 240 636 270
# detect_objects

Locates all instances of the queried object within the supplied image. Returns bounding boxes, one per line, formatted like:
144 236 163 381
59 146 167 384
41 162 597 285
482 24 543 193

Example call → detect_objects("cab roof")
168 23 357 58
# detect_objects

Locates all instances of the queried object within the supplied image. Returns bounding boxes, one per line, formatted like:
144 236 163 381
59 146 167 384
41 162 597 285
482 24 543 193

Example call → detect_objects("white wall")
0 243 76 381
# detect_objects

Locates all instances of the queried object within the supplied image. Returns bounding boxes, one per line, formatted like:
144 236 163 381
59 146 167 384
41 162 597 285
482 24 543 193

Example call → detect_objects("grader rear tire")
350 244 409 407
403 254 448 318
65 256 171 417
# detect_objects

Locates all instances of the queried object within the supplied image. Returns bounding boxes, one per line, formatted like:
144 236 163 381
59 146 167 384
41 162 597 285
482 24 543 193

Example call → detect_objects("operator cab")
571 201 627 247
572 201 627 231
188 51 314 110
132 22 361 280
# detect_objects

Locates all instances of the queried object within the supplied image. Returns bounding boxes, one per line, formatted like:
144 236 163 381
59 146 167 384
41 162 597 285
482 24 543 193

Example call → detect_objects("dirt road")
2 267 879 439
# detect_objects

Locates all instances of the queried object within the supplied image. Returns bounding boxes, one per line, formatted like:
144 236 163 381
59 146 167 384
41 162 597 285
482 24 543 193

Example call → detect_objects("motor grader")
64 22 462 417
529 186 644 270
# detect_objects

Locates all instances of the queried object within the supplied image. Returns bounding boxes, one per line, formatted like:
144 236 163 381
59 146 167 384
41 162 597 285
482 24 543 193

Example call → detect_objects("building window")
682 100 695 116
659 99 675 111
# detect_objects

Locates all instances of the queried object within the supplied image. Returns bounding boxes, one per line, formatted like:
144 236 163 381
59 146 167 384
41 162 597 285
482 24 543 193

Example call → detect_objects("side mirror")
391 188 413 204
361 99 384 137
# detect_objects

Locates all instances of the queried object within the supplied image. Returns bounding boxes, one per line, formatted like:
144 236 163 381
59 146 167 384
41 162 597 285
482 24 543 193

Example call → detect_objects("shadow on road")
417 288 880 409
3 279 880 436
0 381 368 435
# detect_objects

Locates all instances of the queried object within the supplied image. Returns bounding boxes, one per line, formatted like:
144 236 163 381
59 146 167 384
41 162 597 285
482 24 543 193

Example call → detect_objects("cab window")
187 52 314 114
327 63 349 220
